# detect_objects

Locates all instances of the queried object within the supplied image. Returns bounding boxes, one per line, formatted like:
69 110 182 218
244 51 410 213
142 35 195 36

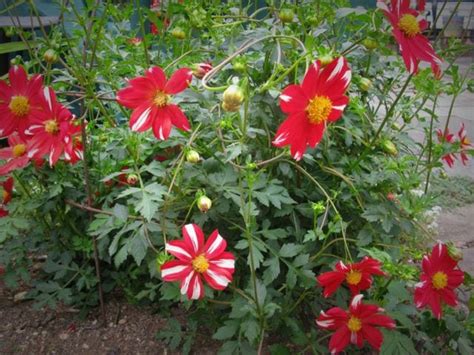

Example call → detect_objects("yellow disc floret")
153 91 170 108
398 14 421 38
432 271 448 290
306 95 332 125
347 316 362 332
192 254 209 273
346 269 362 285
8 96 30 117
12 144 27 157
44 119 59 135
2 190 8 201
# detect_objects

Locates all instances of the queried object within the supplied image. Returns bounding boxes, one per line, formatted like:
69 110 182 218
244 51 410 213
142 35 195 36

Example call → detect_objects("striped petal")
182 223 205 254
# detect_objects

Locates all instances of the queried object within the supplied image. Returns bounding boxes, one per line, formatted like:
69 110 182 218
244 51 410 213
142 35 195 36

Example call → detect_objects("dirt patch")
0 285 220 354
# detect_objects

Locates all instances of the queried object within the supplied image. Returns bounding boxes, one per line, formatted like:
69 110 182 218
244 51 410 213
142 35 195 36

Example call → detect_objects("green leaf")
279 243 303 258
113 204 129 221
263 257 280 284
213 321 239 340
380 330 418 355
127 227 148 265
0 40 39 54
242 319 259 344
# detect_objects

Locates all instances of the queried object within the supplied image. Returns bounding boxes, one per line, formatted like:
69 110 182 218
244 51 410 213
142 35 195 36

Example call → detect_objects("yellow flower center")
192 254 209 273
153 91 170 108
346 269 362 285
347 316 362 332
8 95 30 117
12 144 27 158
306 95 332 125
398 14 421 38
2 190 8 201
44 120 59 135
432 271 448 290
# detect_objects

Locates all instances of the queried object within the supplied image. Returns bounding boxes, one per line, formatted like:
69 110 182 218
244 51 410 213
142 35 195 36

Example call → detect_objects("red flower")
192 62 213 79
161 223 235 300
26 87 82 166
128 37 143 46
378 0 442 77
436 127 456 168
0 65 44 138
116 66 192 140
64 133 84 165
273 57 351 160
316 294 396 354
317 256 385 298
458 123 472 166
0 177 13 218
0 133 33 175
414 243 464 319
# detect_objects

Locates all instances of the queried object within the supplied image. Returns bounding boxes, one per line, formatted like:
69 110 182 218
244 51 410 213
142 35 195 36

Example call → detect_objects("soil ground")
0 286 219 354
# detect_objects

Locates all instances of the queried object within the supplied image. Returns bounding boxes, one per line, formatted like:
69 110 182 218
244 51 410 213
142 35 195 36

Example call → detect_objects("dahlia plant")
0 0 472 353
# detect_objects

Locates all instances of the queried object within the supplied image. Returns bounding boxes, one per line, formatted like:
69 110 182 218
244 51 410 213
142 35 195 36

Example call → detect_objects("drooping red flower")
458 123 472 166
414 243 464 319
0 133 33 175
436 127 456 168
192 62 213 79
316 294 396 354
317 256 385 298
117 167 138 186
0 177 13 218
64 133 84 165
161 223 235 300
116 66 192 140
128 37 143 46
273 57 351 160
26 87 82 166
378 0 442 77
0 65 44 138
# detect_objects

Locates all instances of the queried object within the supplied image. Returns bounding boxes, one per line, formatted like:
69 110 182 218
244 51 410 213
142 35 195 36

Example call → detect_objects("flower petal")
279 84 308 114
182 223 205 254
164 68 192 94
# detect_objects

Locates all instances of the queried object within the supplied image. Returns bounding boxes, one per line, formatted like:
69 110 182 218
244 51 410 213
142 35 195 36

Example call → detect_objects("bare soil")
0 285 219 354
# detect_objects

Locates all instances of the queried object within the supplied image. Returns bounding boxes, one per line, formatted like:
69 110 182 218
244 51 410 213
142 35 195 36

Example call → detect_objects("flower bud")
192 62 212 79
362 38 378 50
222 85 244 112
128 37 143 46
232 60 247 73
387 192 396 201
319 54 334 67
43 49 58 64
186 150 200 163
279 8 295 23
171 27 186 40
359 77 372 92
197 195 212 213
127 174 138 185
381 139 398 156
447 243 463 262
156 252 173 271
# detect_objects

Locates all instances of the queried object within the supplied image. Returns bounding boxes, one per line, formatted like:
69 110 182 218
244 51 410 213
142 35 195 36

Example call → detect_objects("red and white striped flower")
378 0 442 77
414 243 464 319
27 87 82 166
316 294 396 354
317 256 385 298
160 224 235 300
0 177 13 218
0 133 34 175
436 127 456 168
0 65 44 138
458 123 472 166
273 57 351 160
116 66 192 140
